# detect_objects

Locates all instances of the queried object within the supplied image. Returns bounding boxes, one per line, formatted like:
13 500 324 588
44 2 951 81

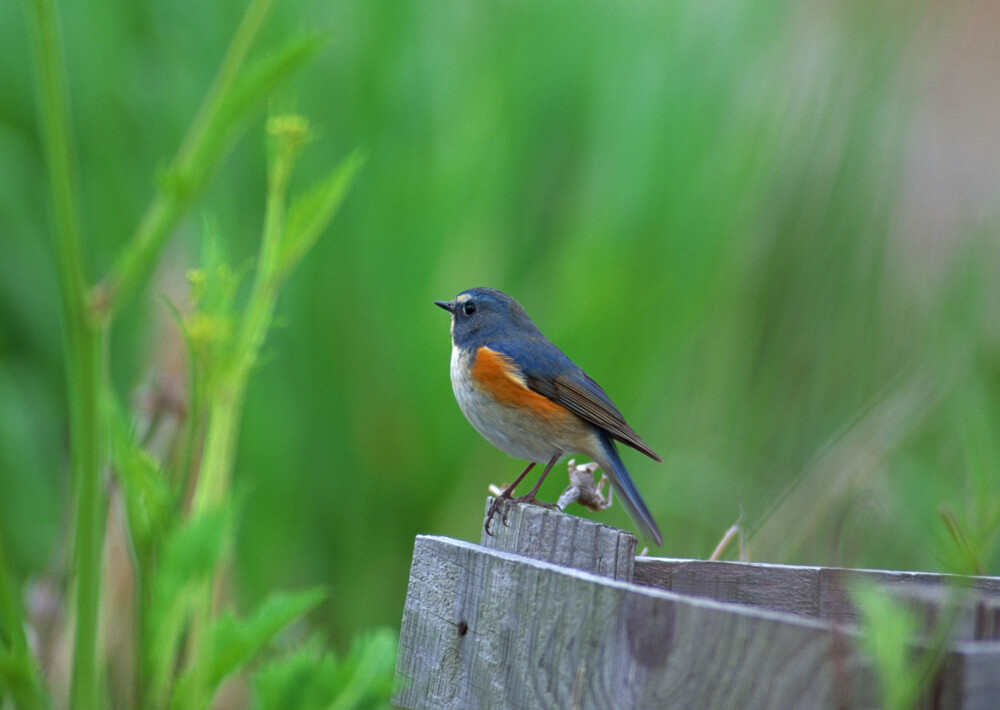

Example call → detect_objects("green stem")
192 387 245 516
23 1 104 709
180 118 304 710
177 395 242 710
94 0 275 319
174 355 205 504
190 116 304 516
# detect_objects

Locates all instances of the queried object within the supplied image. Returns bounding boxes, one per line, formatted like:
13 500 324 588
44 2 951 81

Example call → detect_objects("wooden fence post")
478 497 636 580
393 501 1000 710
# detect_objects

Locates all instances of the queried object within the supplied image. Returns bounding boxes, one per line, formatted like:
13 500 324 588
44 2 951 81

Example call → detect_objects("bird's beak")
434 300 454 313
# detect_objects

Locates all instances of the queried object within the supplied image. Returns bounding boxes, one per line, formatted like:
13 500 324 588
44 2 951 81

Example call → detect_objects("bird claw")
485 493 513 536
485 454 562 535
485 491 559 536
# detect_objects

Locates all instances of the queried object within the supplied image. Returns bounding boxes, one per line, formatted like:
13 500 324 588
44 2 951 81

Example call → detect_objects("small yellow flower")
186 269 207 301
267 114 312 157
184 313 232 351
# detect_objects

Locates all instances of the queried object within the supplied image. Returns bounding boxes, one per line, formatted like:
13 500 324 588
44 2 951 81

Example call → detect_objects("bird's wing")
490 338 662 463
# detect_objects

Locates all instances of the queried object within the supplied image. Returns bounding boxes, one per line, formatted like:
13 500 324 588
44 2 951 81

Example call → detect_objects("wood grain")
479 498 636 581
395 503 1000 709
394 536 882 710
634 557 1000 628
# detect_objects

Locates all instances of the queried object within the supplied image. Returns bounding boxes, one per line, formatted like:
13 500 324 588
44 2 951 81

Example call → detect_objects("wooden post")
633 557 1000 626
394 503 1000 710
478 498 636 581
885 583 1000 641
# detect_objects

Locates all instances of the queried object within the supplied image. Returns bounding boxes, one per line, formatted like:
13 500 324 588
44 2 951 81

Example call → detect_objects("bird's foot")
485 492 559 536
485 492 513 537
484 456 559 536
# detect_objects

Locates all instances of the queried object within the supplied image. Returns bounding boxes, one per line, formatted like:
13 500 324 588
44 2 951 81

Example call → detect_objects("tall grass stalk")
161 122 361 708
95 0 275 318
20 0 342 705
23 0 103 707
184 116 324 709
192 117 307 517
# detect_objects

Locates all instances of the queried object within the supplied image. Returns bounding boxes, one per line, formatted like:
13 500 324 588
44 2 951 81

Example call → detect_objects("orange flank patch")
472 347 567 417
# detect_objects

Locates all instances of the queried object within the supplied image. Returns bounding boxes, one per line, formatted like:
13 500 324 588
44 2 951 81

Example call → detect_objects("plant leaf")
170 587 328 710
252 638 337 710
146 506 232 705
167 31 328 199
327 628 396 710
853 582 921 710
251 629 396 710
277 150 364 281
108 401 172 556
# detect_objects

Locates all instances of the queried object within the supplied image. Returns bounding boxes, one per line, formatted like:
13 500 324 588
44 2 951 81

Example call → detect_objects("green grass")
2 0 998 706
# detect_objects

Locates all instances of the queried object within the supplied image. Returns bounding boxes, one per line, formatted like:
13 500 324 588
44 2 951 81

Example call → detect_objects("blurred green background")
2 0 999 649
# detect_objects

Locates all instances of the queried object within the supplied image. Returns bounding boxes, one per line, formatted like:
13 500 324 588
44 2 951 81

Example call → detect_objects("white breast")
449 345 591 463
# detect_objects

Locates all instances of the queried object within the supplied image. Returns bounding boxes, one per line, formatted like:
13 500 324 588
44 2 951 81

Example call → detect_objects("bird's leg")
514 452 561 510
485 461 535 536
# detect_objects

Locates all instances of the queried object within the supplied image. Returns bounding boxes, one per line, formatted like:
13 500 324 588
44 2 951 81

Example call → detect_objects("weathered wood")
395 503 1000 709
633 558 820 616
818 567 1000 626
394 535 886 710
944 645 1000 710
479 497 636 580
634 557 1000 626
885 584 1000 642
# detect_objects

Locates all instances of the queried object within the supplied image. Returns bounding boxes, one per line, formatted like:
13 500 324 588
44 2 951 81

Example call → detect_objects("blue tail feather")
593 431 662 546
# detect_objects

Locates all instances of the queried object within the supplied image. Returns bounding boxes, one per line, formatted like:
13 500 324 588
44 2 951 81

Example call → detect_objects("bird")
434 287 663 546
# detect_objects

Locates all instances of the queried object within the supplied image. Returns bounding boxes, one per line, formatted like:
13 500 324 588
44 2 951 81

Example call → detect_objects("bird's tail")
592 431 663 547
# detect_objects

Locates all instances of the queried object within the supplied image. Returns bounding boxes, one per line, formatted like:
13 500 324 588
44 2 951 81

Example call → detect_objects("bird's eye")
463 302 477 316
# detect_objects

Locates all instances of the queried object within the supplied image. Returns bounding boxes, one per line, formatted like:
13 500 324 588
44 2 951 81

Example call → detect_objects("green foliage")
101 0 321 319
9 0 384 706
145 506 232 705
0 529 48 710
854 583 923 710
180 238 247 401
109 402 173 556
160 31 328 207
934 386 1000 576
854 581 965 710
279 150 366 283
170 588 327 710
253 630 397 710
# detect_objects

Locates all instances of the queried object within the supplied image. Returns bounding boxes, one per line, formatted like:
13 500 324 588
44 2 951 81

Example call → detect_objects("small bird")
435 287 663 545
